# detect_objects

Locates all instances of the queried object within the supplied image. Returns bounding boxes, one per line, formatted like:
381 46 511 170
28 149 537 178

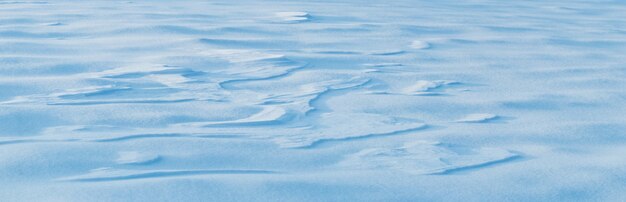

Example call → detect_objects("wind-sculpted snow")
274 12 310 23
115 151 160 165
1 0 626 201
339 141 519 175
59 167 277 182
456 113 499 123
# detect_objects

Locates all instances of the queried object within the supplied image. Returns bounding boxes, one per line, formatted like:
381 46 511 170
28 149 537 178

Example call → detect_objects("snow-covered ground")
1 0 626 201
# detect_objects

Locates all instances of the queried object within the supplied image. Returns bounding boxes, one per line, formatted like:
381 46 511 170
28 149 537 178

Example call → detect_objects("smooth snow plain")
1 0 626 201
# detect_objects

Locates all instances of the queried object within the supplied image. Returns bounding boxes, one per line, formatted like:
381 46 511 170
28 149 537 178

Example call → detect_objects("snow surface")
1 0 626 201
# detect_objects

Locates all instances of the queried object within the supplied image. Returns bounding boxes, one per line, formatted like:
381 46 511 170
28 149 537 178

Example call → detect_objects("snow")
115 151 160 165
409 40 430 49
2 0 626 201
456 113 499 123
275 12 310 22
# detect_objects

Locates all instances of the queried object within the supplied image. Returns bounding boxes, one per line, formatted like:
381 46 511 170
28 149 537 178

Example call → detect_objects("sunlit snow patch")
275 11 310 22
410 40 430 49
456 113 499 123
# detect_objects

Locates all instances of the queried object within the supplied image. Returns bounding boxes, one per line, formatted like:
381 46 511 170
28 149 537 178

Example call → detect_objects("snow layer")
1 0 626 201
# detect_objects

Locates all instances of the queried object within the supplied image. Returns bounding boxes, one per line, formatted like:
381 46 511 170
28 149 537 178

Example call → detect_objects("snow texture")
1 0 626 201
